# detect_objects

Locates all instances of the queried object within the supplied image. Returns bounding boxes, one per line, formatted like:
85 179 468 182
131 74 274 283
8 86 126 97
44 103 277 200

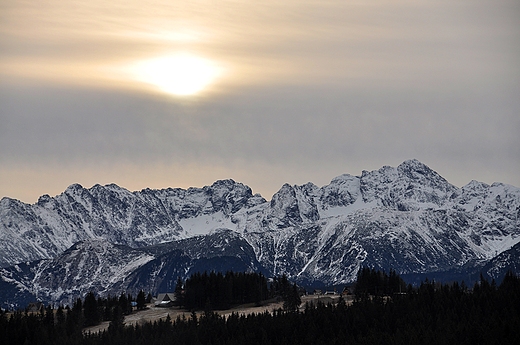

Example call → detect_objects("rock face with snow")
0 180 263 267
1 159 519 308
0 231 263 308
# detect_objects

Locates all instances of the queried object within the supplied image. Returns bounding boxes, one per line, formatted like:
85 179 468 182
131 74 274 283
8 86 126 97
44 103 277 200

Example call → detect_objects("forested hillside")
1 270 519 344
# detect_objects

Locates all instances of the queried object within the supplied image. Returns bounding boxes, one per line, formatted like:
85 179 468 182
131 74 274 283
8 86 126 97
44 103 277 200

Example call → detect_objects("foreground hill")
1 159 519 308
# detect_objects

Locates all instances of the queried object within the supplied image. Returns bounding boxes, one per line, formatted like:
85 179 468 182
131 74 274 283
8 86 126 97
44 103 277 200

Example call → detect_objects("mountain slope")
0 180 264 267
0 230 268 309
1 159 519 307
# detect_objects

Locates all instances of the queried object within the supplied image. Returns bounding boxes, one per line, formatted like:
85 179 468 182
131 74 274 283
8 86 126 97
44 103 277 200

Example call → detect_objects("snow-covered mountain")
0 230 265 308
1 159 519 308
0 179 264 267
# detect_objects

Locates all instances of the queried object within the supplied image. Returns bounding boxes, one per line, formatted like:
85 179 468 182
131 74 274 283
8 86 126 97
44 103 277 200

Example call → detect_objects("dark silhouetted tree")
83 291 100 326
136 290 146 310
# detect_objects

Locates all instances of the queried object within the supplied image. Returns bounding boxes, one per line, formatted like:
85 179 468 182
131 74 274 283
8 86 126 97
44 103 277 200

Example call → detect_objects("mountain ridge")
1 159 519 308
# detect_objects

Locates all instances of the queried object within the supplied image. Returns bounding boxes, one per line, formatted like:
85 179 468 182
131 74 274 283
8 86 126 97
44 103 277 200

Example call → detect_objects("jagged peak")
462 180 490 189
490 182 509 188
489 182 520 196
293 182 319 196
361 164 396 177
100 184 134 198
64 183 85 193
397 159 435 176
460 181 520 198
210 179 239 188
397 159 455 190
87 184 109 195
399 158 425 167
99 183 124 192
67 183 131 202
0 196 26 207
276 183 294 193
330 173 358 183
272 182 319 195
210 179 255 197
270 184 297 207
36 194 52 205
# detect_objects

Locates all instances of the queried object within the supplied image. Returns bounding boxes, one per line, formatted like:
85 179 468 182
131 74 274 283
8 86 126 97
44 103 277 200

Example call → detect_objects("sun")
130 54 221 96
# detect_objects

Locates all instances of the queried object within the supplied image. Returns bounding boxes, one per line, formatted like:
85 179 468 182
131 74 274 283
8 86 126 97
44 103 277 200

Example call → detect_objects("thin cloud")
0 0 518 203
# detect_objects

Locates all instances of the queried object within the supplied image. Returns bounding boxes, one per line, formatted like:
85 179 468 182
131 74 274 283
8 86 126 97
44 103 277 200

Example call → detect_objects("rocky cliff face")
1 159 519 308
0 179 264 267
0 231 263 308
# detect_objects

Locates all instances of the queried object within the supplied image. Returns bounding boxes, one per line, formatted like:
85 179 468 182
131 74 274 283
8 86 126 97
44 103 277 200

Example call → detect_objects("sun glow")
130 54 222 96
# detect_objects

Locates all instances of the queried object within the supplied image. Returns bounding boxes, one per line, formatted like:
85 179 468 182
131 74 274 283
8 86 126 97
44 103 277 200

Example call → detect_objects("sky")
1 0 519 203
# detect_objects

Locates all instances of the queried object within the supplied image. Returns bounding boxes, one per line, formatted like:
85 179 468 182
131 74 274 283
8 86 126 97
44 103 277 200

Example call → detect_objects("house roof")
156 293 175 302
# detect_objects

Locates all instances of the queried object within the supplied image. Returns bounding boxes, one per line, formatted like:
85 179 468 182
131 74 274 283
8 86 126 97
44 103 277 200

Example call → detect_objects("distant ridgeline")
1 159 520 308
1 269 519 345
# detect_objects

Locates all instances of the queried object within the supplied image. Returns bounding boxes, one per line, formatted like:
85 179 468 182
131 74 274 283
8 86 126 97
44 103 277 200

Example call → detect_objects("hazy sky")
1 0 519 203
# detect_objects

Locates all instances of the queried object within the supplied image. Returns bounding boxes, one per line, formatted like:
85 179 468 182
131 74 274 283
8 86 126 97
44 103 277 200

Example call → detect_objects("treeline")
0 290 151 345
89 270 520 345
180 271 268 310
354 267 408 297
177 271 300 311
1 270 519 344
81 290 150 327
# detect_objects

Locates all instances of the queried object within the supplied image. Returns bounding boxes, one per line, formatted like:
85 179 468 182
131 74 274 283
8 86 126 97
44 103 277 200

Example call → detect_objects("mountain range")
1 159 519 309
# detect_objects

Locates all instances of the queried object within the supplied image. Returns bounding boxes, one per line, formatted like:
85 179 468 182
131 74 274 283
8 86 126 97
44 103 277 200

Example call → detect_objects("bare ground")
83 294 349 334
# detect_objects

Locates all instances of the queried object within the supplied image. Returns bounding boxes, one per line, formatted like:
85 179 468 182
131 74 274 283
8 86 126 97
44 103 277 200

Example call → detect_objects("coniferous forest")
178 271 300 312
1 270 519 345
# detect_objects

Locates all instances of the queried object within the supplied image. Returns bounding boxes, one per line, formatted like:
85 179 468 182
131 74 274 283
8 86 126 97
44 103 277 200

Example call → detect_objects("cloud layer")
1 0 519 202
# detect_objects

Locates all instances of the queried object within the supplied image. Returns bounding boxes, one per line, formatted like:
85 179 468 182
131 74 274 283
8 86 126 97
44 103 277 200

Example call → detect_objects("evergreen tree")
84 291 100 326
65 299 83 336
55 305 66 335
119 292 132 315
282 283 301 312
136 290 146 310
109 305 125 334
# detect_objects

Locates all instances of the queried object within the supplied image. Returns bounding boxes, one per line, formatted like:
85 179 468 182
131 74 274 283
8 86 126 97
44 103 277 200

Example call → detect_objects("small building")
154 292 176 307
26 302 43 313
